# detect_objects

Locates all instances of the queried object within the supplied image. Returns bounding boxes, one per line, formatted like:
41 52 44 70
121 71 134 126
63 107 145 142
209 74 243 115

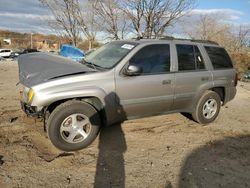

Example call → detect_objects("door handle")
162 80 171 85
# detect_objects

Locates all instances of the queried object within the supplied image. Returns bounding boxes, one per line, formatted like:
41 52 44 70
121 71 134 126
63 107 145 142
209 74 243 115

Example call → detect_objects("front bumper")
20 101 44 117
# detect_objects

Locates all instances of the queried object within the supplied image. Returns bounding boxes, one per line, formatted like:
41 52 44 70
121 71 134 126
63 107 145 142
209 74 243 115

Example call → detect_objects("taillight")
234 73 238 86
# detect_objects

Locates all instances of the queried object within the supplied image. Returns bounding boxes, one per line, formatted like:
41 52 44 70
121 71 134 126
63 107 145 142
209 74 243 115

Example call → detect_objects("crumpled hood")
18 52 94 87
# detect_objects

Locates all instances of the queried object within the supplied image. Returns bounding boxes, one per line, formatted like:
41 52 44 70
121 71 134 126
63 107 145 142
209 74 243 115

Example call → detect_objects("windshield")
84 42 137 69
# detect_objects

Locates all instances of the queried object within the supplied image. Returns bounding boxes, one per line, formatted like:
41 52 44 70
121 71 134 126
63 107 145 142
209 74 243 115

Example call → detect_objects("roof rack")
189 39 218 45
134 36 219 45
159 36 218 45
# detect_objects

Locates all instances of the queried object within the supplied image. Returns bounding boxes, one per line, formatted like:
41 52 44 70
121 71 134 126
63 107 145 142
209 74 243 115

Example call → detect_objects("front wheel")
192 91 221 124
47 100 101 151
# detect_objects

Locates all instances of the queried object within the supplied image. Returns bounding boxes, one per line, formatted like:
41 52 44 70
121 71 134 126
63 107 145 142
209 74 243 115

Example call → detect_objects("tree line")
40 0 249 73
39 0 196 48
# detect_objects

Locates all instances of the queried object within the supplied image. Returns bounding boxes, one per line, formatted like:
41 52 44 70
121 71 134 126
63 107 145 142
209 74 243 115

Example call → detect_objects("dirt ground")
0 60 250 188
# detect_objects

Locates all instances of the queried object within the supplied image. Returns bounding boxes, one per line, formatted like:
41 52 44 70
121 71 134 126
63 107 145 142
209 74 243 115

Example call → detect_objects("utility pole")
30 33 33 48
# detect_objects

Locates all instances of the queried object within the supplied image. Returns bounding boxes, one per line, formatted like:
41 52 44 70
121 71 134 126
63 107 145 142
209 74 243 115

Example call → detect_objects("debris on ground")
0 155 4 166
9 117 18 123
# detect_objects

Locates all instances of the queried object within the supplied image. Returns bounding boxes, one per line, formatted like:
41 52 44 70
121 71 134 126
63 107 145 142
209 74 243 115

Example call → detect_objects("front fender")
31 85 121 125
31 86 107 109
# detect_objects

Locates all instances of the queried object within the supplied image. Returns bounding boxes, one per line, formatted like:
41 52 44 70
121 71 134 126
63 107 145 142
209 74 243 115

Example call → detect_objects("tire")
47 100 101 151
192 91 221 125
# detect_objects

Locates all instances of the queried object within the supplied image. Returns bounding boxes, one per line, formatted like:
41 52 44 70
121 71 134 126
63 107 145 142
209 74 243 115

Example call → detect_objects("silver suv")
18 39 237 151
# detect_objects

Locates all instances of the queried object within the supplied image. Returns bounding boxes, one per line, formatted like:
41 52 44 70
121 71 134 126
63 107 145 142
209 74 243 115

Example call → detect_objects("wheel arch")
210 87 225 104
188 86 225 113
46 96 107 125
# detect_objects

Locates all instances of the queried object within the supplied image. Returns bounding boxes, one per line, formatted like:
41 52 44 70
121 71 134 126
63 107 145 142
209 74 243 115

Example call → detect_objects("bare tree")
184 14 231 41
121 0 145 38
40 0 81 46
40 0 98 49
93 0 196 39
121 0 196 38
41 0 196 44
92 0 131 40
183 14 250 53
235 25 250 52
74 0 99 49
182 13 250 75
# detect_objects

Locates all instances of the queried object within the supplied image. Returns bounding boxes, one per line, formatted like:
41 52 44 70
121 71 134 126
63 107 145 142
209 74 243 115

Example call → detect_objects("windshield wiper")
91 63 108 70
81 59 97 70
81 59 108 70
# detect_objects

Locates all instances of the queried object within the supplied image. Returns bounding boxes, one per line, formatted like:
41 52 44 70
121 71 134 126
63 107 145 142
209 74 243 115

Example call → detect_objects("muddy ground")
0 60 250 188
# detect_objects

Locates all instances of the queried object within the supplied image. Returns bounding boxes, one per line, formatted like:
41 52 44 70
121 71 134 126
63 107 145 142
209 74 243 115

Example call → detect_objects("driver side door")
115 44 175 119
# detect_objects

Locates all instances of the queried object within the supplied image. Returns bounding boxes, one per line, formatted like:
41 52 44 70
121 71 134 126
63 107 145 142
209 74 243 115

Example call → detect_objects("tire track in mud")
0 129 76 164
127 113 197 134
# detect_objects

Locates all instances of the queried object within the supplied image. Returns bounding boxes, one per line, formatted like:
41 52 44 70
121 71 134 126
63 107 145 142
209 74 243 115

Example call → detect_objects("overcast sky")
0 0 249 35
0 0 52 33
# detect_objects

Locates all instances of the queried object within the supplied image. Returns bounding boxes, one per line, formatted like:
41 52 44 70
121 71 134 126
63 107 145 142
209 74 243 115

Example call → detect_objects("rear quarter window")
205 46 233 69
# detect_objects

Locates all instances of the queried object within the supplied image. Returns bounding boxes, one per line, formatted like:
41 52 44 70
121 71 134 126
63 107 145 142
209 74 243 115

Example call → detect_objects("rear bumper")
20 101 44 117
224 87 236 104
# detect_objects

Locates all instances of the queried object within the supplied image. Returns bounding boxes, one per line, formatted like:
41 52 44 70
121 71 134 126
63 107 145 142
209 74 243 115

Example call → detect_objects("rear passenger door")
172 43 212 111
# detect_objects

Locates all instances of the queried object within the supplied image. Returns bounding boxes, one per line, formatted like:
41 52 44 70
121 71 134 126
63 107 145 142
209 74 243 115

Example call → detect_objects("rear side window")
205 46 233 69
176 44 205 71
130 44 170 74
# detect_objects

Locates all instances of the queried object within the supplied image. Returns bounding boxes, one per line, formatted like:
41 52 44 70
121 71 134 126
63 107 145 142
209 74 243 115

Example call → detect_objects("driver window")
129 44 170 74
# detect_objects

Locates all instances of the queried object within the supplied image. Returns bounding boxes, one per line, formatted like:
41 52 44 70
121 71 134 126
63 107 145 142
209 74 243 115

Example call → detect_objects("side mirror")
124 65 143 76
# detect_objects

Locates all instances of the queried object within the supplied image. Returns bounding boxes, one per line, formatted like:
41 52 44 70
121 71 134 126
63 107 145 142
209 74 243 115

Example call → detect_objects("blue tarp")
60 44 85 62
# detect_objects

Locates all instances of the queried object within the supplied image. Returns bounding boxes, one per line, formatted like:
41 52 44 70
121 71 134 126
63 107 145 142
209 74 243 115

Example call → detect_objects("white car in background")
0 49 12 58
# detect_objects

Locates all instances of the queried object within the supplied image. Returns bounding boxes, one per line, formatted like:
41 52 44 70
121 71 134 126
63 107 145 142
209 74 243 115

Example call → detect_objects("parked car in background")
10 48 39 59
0 49 12 58
48 50 58 54
244 70 250 80
10 49 24 59
23 48 39 54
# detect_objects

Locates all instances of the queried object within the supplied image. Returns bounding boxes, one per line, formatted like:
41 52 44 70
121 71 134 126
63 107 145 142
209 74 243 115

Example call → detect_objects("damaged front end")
20 101 45 118
17 52 95 118
18 52 94 87
19 85 45 118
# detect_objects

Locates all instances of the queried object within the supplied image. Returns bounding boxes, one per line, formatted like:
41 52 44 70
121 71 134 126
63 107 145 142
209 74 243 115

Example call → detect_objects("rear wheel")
47 100 101 151
192 91 221 124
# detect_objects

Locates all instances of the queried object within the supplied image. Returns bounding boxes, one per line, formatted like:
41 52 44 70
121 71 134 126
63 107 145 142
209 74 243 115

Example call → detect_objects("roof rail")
134 36 219 45
159 36 218 45
189 39 218 45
